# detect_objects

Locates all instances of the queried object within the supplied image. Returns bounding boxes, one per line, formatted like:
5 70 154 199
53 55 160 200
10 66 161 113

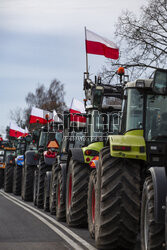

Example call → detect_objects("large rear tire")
36 161 46 208
87 169 96 239
95 147 141 250
0 169 4 188
13 166 22 195
66 158 89 227
22 165 35 201
4 164 13 193
141 175 165 250
55 168 66 221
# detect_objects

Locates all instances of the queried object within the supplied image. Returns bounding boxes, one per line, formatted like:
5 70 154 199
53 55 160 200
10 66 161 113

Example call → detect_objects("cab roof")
125 79 153 89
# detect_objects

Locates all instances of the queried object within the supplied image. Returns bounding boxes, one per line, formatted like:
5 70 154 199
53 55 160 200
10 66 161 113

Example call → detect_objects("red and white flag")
85 29 119 60
70 98 86 125
9 122 25 138
24 127 29 136
29 107 53 124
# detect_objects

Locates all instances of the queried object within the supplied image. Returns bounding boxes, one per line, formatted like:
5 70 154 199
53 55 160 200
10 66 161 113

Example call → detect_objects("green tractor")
94 68 167 250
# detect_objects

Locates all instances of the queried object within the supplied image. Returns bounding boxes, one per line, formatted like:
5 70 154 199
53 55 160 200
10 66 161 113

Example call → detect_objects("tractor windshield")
145 94 167 141
125 88 144 131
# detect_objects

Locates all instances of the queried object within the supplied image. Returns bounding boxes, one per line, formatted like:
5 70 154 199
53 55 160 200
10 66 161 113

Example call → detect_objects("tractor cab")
83 73 122 144
117 68 167 165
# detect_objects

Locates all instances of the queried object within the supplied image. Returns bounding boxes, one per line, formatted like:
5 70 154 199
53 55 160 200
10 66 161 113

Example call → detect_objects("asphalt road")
0 190 141 250
0 190 96 250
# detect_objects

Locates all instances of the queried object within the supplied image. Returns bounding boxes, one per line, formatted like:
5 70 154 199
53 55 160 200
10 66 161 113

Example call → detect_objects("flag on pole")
85 28 119 60
9 122 25 138
70 98 86 125
24 127 29 136
53 110 62 123
29 107 53 124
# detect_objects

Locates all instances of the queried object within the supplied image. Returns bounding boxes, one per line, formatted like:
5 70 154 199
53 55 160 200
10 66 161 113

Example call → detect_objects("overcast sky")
0 0 146 136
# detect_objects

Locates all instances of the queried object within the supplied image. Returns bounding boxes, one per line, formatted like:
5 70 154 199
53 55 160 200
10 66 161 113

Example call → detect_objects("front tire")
66 158 89 227
49 163 58 215
22 165 35 201
55 168 66 221
4 164 13 193
13 166 22 195
0 169 4 188
95 147 141 250
36 161 46 208
33 170 38 206
141 175 165 250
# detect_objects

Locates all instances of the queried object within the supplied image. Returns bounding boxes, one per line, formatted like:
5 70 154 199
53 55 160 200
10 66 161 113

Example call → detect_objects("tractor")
45 110 87 215
33 120 63 209
94 68 167 250
50 72 123 229
12 135 33 195
0 141 16 190
21 130 40 201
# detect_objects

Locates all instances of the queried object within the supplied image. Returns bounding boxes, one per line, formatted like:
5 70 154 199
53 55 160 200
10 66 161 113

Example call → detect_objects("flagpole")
84 26 89 78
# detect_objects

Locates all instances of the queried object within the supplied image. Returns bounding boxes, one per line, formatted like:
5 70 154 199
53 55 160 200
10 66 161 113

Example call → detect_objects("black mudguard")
69 148 84 163
25 150 39 166
148 167 167 223
5 154 15 165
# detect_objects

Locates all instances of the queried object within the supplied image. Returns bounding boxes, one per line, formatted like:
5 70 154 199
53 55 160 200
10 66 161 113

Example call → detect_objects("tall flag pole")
84 27 89 78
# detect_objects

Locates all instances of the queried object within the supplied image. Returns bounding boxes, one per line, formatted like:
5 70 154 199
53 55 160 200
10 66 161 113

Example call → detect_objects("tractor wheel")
44 173 51 212
13 166 22 195
22 165 35 201
95 147 141 250
36 161 46 208
49 163 58 215
55 168 66 221
87 170 96 239
141 175 165 250
66 158 89 227
4 164 13 193
0 169 4 188
33 170 38 206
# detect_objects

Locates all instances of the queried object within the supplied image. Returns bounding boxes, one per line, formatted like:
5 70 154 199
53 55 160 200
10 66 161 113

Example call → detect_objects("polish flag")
24 127 29 136
85 29 119 60
53 110 63 123
70 98 86 125
9 122 25 138
29 107 53 124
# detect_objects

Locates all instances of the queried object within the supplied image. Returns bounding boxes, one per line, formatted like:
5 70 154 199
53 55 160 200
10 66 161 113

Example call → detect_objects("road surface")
0 190 96 250
0 190 141 250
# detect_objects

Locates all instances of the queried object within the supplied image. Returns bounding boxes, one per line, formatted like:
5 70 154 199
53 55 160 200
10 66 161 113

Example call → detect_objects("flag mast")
84 26 89 79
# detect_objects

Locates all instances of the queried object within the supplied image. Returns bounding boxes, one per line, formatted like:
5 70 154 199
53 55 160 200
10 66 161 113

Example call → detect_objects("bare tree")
9 107 25 127
25 79 66 112
100 0 167 83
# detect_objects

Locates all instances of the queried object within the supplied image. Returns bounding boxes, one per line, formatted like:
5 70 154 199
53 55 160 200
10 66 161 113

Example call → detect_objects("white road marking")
0 191 97 250
0 192 83 250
